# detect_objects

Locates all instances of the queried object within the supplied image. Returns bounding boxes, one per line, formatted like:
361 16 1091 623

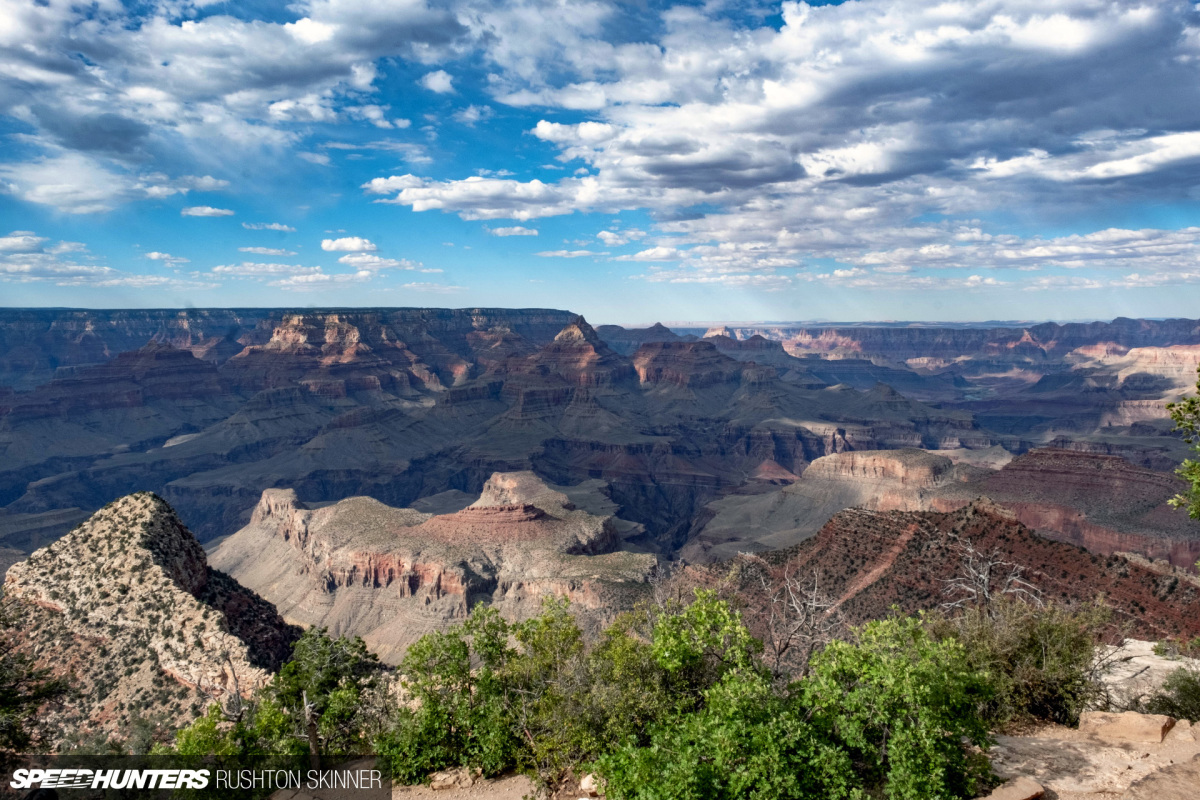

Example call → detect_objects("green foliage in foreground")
927 599 1110 729
1142 668 1200 723
1167 365 1200 520
378 595 995 799
599 616 992 800
376 592 760 784
164 627 384 759
157 589 1113 799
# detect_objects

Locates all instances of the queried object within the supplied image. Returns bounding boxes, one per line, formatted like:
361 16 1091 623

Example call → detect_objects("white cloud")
212 262 322 277
298 151 332 166
419 70 455 94
361 174 428 194
616 246 683 262
487 226 539 237
0 154 226 215
453 105 492 125
597 228 644 246
238 247 298 256
321 236 377 252
535 249 608 258
359 0 1200 287
182 206 234 217
0 232 212 288
242 222 296 232
337 253 418 270
145 251 189 264
399 281 465 293
0 233 47 254
270 269 373 289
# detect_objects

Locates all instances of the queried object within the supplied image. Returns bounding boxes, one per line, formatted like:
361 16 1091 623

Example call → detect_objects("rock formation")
208 472 656 663
4 493 298 743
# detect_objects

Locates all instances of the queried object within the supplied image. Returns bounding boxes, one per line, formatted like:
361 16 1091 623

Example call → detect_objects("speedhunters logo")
11 768 210 790
6 759 389 798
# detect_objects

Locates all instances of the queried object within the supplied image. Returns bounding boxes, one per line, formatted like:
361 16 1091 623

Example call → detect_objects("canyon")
1 309 1197 573
2 306 1199 754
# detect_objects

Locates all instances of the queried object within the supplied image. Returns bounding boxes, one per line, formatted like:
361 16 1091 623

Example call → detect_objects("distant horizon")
1 306 1193 330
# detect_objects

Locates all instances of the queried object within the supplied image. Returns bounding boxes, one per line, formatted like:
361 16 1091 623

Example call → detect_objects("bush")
600 615 992 800
378 590 764 786
928 599 1108 729
597 669 852 800
164 627 383 759
1142 668 1200 722
802 616 992 800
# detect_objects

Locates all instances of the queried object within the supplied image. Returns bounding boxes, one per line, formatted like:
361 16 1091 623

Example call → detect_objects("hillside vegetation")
153 587 1141 800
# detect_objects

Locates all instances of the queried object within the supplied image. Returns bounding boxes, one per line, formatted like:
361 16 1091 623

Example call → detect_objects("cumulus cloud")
0 153 229 214
453 105 492 125
270 269 373 290
418 70 455 94
321 236 377 252
363 0 1200 286
181 206 234 217
0 232 210 288
596 229 644 246
487 226 539 236
0 233 47 254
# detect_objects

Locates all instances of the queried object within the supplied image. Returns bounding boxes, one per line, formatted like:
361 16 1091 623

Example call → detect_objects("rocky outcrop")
514 317 637 388
714 317 1200 362
4 493 298 743
0 342 230 422
595 322 688 355
801 448 954 487
209 472 655 663
631 341 747 388
0 307 580 391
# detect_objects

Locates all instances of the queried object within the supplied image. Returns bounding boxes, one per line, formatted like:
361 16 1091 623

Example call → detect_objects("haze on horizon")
2 0 1200 324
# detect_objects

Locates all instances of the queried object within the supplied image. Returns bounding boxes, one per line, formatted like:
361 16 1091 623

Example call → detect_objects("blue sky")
2 0 1200 324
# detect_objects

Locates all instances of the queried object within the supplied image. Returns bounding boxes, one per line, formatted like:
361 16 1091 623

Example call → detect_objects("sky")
2 0 1200 324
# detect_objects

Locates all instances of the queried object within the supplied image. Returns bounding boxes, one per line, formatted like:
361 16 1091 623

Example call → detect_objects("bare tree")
739 553 839 678
941 534 1042 616
193 648 249 723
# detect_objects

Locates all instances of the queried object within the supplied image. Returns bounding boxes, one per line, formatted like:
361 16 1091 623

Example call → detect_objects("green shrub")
164 628 382 759
1142 668 1200 722
801 616 992 800
929 599 1107 728
597 669 852 800
600 615 992 800
378 591 763 786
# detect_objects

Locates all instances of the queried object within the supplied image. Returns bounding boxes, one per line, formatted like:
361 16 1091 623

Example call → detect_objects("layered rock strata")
209 472 656 663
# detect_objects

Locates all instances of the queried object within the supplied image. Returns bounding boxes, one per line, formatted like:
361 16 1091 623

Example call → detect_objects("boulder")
429 767 481 790
579 772 601 796
984 776 1044 800
1079 711 1176 744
